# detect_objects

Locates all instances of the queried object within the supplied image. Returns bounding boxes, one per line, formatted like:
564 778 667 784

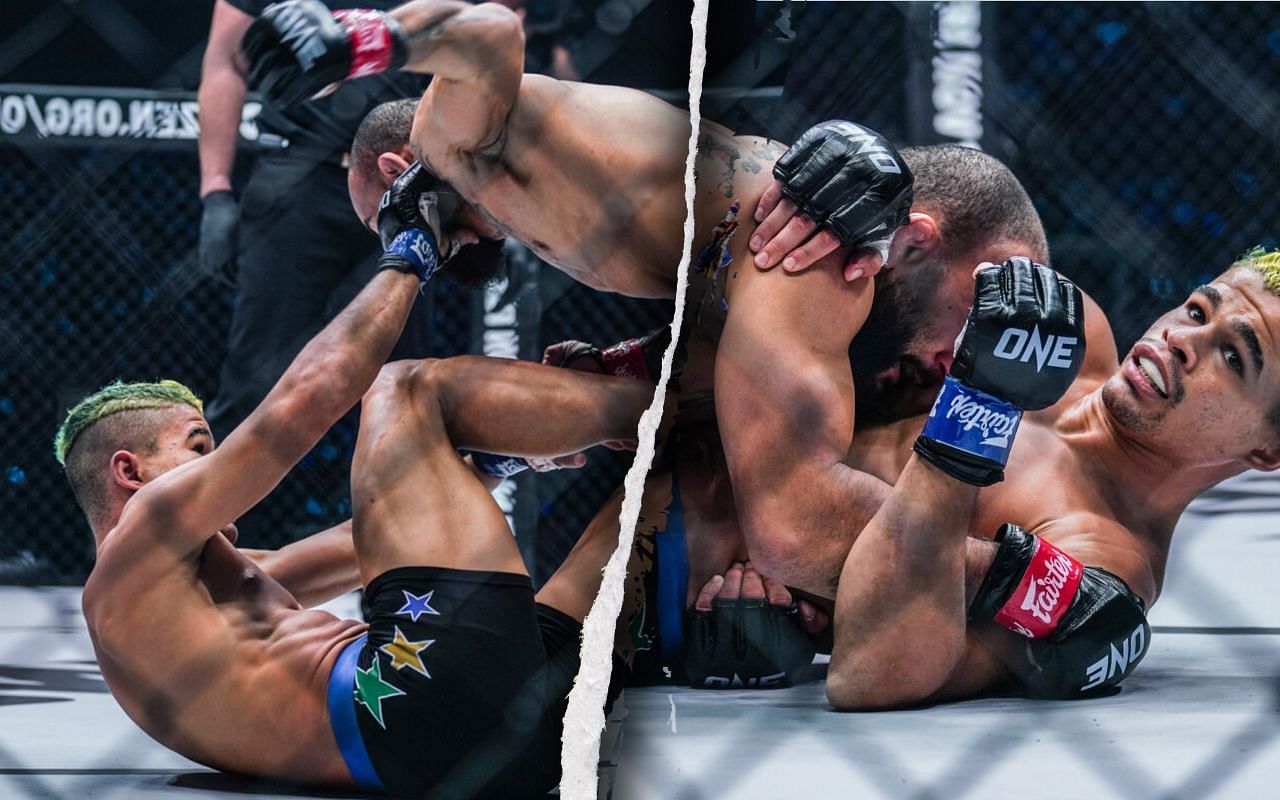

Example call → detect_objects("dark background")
0 0 703 585
3 1 1279 583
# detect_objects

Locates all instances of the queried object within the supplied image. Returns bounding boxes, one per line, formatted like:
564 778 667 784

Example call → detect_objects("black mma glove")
772 120 913 259
377 161 463 284
684 598 817 689
913 257 1085 486
242 0 409 109
199 190 240 286
969 524 1150 697
543 327 671 382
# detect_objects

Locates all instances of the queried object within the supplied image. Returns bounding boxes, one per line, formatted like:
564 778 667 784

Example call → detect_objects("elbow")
465 4 525 71
474 3 524 40
738 506 806 585
826 659 923 712
827 670 901 712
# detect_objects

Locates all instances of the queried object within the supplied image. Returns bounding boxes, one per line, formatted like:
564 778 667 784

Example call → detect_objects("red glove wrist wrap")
334 9 395 78
993 536 1084 639
600 339 653 381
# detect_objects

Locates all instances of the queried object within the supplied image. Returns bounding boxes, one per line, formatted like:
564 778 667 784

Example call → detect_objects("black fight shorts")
327 567 581 798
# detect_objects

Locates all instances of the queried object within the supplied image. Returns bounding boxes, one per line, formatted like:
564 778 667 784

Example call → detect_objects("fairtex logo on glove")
992 325 1079 373
994 537 1083 639
943 391 1020 447
921 378 1023 462
386 228 441 283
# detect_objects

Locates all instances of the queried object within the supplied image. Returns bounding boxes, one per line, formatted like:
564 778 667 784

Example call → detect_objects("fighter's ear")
109 451 145 492
1245 441 1280 472
890 212 941 263
376 152 412 182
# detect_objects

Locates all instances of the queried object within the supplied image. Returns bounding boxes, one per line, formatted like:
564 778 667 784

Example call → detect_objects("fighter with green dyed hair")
51 145 654 794
54 379 204 466
1237 245 1280 295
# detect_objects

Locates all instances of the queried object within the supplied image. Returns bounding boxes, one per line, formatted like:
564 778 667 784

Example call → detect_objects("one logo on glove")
827 122 902 174
701 672 787 689
1081 623 1147 691
992 325 1079 373
994 538 1083 639
278 5 329 67
941 391 1019 448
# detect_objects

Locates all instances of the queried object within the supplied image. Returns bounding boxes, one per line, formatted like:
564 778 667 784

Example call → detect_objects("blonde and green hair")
53 379 204 466
1235 246 1280 296
54 379 204 530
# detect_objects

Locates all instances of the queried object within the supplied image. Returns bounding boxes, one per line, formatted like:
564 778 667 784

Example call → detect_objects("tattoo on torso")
697 135 787 198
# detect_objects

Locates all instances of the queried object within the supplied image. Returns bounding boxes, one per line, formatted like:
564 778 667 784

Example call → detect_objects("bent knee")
366 359 441 405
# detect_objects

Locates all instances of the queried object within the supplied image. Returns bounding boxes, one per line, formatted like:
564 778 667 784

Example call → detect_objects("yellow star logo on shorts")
379 626 435 678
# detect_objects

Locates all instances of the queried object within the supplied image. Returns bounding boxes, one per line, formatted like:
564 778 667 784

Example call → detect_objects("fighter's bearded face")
851 253 973 425
347 153 507 289
1102 267 1280 469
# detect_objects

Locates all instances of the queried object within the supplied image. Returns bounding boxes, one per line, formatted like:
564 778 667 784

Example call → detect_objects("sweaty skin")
829 266 1280 707
350 2 807 299
699 133 1122 599
79 267 653 785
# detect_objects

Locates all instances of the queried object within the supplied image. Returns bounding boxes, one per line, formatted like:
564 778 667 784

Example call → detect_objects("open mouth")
1132 353 1169 399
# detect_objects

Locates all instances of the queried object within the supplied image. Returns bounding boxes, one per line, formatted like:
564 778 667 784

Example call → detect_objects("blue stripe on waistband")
326 635 384 792
656 478 689 660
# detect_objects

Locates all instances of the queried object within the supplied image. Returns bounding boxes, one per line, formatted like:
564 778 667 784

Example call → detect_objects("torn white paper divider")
559 0 710 796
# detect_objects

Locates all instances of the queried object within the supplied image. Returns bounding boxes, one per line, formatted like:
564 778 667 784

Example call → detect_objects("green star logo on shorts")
354 655 406 729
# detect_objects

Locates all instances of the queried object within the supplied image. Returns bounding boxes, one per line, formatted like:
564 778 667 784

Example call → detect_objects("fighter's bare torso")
83 525 359 785
416 75 693 299
681 132 1167 607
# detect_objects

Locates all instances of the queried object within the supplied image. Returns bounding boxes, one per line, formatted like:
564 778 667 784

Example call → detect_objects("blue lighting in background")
1096 22 1127 46
1235 172 1259 197
1267 29 1280 55
305 498 324 516
0 397 14 415
6 466 26 486
1173 202 1197 225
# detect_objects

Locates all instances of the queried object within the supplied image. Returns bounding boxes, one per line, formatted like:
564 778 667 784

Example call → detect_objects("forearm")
197 63 247 196
422 357 651 457
828 456 979 707
253 522 360 607
716 345 882 597
271 270 420 431
198 0 252 196
242 523 359 607
389 0 521 78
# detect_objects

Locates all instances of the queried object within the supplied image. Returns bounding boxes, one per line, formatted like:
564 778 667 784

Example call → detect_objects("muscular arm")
127 269 421 556
197 0 252 197
716 255 891 599
385 1 523 166
826 456 987 708
242 521 359 608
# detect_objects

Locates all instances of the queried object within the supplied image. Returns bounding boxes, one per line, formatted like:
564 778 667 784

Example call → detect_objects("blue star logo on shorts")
396 589 440 622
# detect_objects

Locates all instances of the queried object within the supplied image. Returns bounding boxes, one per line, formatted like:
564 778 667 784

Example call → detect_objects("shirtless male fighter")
239 0 896 302
55 178 654 795
825 249 1280 707
703 120 1280 703
231 0 916 689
